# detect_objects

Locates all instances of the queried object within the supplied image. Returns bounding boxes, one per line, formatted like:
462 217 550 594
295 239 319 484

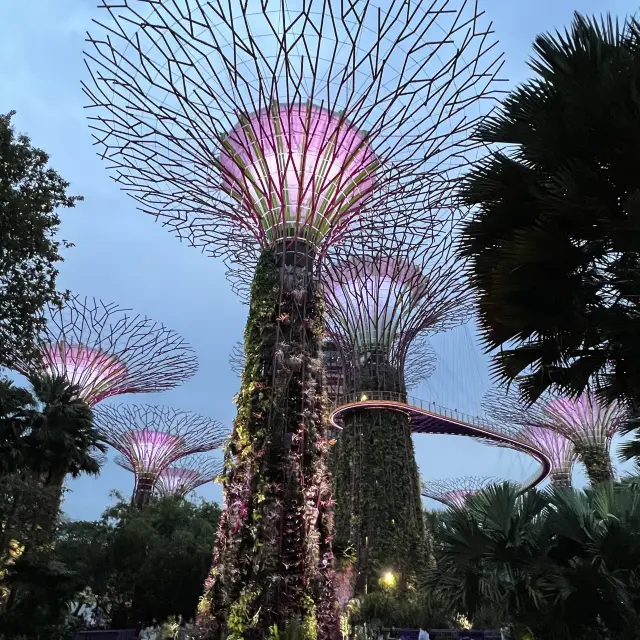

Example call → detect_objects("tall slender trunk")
198 247 338 640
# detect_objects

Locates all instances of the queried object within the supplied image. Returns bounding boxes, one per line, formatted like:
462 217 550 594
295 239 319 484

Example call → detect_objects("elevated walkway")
329 391 551 490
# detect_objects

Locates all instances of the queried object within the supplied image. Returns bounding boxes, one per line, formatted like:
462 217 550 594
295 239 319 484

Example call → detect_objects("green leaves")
458 12 640 410
0 111 82 369
425 482 640 638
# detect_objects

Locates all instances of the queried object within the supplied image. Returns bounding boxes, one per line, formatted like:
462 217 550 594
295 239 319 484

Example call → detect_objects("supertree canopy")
324 225 469 594
421 477 499 509
154 455 222 499
483 388 576 487
84 0 502 636
544 394 627 485
483 387 623 486
6 296 197 406
95 404 227 508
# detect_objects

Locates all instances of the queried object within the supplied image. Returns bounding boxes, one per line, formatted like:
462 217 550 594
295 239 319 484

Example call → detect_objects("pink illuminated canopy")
218 103 378 248
324 256 427 353
443 490 477 509
156 467 203 496
41 343 128 405
520 426 575 477
123 430 184 474
544 393 627 446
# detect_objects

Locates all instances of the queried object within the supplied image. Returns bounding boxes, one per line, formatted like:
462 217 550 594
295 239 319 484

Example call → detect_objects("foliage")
333 407 427 593
55 494 222 629
349 591 451 631
0 111 82 368
0 374 104 626
457 13 640 408
198 249 337 639
425 481 640 639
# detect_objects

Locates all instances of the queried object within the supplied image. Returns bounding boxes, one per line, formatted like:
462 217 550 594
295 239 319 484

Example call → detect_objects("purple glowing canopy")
544 393 627 447
41 343 128 406
324 256 427 354
96 404 228 493
217 103 378 248
519 426 576 479
157 467 201 494
123 430 183 475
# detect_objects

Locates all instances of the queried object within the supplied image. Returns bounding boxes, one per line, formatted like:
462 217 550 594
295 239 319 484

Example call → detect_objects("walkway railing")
331 390 495 430
330 390 551 491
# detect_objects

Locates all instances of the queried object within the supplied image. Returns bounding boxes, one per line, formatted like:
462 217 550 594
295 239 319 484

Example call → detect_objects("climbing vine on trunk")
333 405 426 594
198 249 338 640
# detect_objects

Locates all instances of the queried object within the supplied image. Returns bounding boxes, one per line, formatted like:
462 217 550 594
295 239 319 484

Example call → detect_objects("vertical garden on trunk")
199 248 336 639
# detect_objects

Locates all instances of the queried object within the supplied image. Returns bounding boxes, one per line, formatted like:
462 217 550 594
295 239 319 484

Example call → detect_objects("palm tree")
20 374 106 542
458 13 640 409
424 482 547 629
539 484 640 638
0 378 37 477
425 482 640 639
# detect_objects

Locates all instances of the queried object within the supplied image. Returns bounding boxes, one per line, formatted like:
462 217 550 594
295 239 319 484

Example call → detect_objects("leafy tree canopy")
55 493 222 630
458 13 640 408
0 111 81 368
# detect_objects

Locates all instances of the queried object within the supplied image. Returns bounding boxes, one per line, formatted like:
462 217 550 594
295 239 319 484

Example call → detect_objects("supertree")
483 388 576 487
5 295 198 406
84 0 503 635
323 224 469 593
483 387 626 485
544 394 627 485
155 455 223 499
421 477 499 509
95 404 227 507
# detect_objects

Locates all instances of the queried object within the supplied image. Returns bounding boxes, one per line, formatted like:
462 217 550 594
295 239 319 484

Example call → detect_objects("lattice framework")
421 476 499 508
6 296 198 406
84 0 504 267
324 224 469 393
96 404 227 503
483 388 577 484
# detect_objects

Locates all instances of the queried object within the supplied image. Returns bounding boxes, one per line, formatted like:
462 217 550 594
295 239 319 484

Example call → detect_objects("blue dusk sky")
0 0 635 520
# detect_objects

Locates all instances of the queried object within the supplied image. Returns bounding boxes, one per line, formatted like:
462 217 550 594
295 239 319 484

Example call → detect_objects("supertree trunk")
576 443 614 485
133 476 154 509
550 472 572 488
198 249 337 640
333 403 426 594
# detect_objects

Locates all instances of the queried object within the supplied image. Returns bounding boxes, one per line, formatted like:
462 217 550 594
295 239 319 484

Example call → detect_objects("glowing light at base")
41 343 128 405
379 570 397 590
218 104 378 248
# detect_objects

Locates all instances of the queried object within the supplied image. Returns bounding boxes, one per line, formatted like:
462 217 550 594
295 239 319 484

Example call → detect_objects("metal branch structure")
483 387 625 486
544 394 628 485
84 0 503 635
84 0 503 267
324 223 469 395
95 404 227 508
5 296 198 406
483 388 576 486
421 477 499 509
155 455 223 499
324 224 469 593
